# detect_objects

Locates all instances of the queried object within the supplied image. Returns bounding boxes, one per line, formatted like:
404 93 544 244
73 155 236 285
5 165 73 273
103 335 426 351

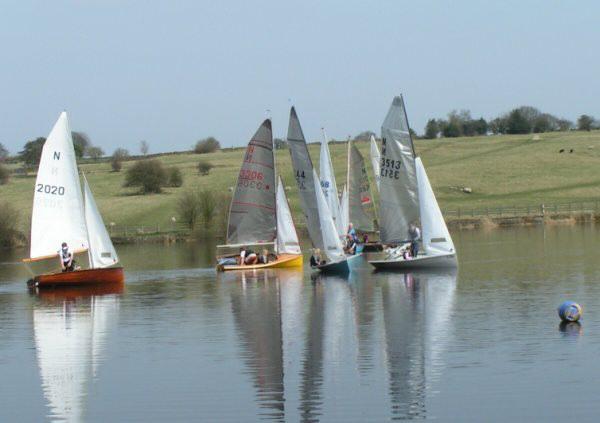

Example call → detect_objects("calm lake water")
2 224 600 422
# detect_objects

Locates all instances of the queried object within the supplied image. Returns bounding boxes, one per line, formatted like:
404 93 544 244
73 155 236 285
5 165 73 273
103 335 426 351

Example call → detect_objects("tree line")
423 107 598 139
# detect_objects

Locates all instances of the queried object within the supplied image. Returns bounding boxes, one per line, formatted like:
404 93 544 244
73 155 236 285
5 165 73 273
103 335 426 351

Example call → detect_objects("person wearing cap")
59 242 75 272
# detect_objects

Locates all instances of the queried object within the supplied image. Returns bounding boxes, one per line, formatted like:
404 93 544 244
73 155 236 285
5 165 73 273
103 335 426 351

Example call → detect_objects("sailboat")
24 112 123 288
287 107 361 274
217 119 302 270
369 96 457 270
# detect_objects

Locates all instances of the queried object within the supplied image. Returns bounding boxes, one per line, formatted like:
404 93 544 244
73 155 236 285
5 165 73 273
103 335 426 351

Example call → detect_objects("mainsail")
313 169 345 263
370 135 381 191
319 129 343 235
276 177 301 255
379 96 420 243
30 112 88 259
415 158 455 256
83 175 119 268
287 107 324 250
347 141 375 232
227 119 276 245
339 185 349 235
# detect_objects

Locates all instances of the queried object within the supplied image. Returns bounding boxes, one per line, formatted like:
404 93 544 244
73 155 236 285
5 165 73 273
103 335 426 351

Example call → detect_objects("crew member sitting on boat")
310 249 326 267
344 234 357 255
59 242 75 272
239 246 258 265
408 223 421 257
257 249 272 264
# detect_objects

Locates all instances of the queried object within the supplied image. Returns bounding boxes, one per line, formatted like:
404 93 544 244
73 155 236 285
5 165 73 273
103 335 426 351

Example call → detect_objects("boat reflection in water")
32 282 123 422
221 267 456 421
381 270 457 420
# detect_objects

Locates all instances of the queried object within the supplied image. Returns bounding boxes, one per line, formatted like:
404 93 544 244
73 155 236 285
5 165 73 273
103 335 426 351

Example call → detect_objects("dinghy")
286 107 361 274
369 96 457 270
24 112 123 288
217 119 302 271
319 129 344 236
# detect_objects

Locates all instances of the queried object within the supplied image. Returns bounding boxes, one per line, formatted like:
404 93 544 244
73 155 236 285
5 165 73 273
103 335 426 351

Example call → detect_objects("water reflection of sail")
380 271 457 420
33 285 121 422
299 280 325 422
347 274 378 373
230 271 285 420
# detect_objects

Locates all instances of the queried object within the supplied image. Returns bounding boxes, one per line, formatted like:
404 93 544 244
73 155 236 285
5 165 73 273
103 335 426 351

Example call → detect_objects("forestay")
276 176 301 255
227 119 276 245
415 158 455 256
319 129 343 235
379 95 420 243
313 169 345 263
370 135 381 191
287 107 324 250
83 175 119 268
30 112 88 259
347 141 375 232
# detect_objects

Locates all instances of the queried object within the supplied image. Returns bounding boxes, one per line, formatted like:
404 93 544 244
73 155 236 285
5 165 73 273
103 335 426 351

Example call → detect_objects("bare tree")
140 140 149 155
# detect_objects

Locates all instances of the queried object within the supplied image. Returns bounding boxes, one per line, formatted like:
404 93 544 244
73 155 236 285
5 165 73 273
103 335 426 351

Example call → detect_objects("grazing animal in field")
559 149 564 153
570 149 574 153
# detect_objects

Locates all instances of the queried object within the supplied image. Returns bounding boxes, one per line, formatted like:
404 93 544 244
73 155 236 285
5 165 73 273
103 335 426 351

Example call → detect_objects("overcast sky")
0 0 598 154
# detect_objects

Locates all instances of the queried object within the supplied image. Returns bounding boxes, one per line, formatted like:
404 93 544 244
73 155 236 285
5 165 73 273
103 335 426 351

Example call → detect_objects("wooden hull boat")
315 253 362 275
369 253 457 270
28 267 125 288
31 280 124 298
217 254 303 272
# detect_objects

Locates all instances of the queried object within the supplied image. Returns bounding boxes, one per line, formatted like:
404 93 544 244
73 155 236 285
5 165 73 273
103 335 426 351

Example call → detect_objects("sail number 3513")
380 158 402 180
36 184 65 196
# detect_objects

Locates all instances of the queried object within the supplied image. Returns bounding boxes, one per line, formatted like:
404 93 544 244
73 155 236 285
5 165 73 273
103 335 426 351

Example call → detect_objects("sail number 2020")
36 184 65 196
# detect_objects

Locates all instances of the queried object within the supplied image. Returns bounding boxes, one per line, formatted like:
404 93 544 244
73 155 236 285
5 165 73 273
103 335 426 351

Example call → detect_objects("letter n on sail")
53 151 61 160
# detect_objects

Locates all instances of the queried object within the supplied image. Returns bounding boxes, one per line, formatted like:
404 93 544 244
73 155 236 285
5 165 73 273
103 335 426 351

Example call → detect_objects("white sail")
30 112 88 259
319 129 343 235
83 175 119 268
415 158 455 256
370 135 381 191
276 177 301 255
379 96 420 244
339 184 349 235
313 169 345 263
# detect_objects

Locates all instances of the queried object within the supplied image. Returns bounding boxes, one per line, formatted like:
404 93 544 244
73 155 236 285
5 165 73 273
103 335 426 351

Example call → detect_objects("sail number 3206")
36 184 65 195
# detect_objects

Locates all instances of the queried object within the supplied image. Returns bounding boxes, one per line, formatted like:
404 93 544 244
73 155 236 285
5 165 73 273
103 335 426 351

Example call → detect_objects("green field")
2 130 600 236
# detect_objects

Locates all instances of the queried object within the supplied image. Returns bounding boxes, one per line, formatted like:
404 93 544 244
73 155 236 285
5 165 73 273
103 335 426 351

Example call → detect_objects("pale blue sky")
0 0 598 154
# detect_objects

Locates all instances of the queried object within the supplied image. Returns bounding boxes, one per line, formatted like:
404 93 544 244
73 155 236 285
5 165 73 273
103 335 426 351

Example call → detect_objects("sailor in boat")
310 249 326 268
257 248 273 265
59 242 75 272
239 246 258 266
344 234 357 255
408 223 421 258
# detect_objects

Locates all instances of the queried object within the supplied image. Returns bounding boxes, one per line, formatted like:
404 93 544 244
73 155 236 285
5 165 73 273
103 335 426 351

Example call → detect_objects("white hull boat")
370 252 457 270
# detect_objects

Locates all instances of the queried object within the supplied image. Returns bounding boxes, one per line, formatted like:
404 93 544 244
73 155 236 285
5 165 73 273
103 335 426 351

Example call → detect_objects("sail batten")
227 119 277 245
30 112 88 259
287 107 324 250
379 96 420 243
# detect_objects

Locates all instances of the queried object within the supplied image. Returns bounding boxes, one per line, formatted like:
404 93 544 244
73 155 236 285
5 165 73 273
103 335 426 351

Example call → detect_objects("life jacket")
60 248 72 263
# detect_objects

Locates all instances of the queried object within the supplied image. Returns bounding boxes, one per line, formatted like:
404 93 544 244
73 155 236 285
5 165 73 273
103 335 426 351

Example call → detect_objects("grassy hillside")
2 130 600 235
